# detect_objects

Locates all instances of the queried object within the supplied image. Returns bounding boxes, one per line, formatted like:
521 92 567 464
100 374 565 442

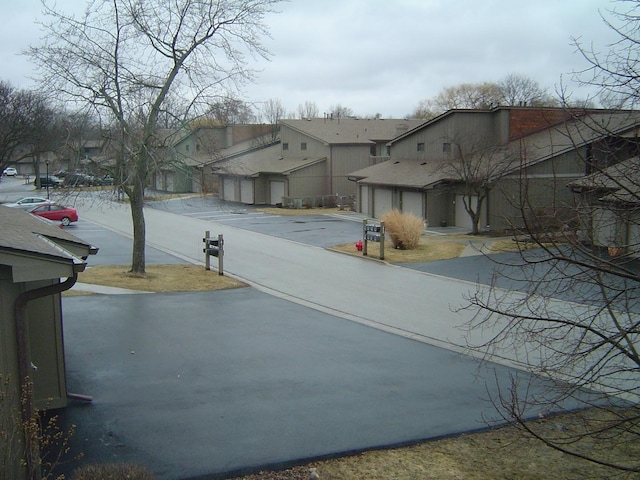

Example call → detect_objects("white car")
3 167 17 176
3 196 52 210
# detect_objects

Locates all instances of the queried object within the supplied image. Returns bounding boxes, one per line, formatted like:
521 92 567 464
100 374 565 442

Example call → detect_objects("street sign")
362 219 385 260
203 231 224 275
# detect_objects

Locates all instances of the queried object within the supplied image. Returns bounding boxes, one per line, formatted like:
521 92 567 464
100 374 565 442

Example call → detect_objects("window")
443 142 451 153
282 143 289 151
417 142 425 152
301 142 307 151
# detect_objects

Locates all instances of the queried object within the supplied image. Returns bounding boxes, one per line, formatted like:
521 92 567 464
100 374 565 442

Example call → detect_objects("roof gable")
0 206 96 282
280 118 425 145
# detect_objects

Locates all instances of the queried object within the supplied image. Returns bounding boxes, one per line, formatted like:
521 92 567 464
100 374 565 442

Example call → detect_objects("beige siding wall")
525 149 586 176
281 128 329 158
0 270 25 480
490 175 580 232
391 112 500 161
332 145 372 196
281 124 373 196
288 162 328 198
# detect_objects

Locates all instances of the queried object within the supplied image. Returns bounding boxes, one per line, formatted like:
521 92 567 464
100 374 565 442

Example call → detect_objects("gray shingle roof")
0 205 94 265
210 144 325 176
568 156 640 204
348 159 448 188
280 118 426 145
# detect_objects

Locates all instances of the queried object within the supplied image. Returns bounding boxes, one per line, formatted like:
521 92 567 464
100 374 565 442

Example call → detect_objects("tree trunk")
129 164 146 275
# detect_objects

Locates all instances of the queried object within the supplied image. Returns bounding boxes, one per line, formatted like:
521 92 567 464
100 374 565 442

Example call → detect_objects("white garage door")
359 184 370 216
240 180 254 204
402 191 424 219
455 194 483 230
373 188 393 219
223 178 236 201
270 181 285 205
592 207 617 247
164 172 175 191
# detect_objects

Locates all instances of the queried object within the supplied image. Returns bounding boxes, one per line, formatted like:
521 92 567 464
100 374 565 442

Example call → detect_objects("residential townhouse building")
212 117 425 207
348 107 640 233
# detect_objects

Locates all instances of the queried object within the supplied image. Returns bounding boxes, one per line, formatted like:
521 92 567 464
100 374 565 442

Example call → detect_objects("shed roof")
0 206 97 282
348 159 449 188
568 156 640 205
211 144 325 177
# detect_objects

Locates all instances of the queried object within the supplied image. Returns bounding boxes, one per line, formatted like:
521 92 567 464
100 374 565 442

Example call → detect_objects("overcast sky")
0 0 621 118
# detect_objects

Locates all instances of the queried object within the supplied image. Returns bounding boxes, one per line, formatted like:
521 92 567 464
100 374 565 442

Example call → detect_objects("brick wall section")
508 109 575 141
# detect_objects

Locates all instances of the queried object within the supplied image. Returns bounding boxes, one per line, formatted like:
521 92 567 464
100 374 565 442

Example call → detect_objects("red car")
30 203 78 226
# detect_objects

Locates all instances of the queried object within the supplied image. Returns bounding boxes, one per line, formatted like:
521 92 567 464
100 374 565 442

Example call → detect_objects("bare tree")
205 97 257 125
572 0 640 109
258 98 285 142
297 100 319 119
29 0 280 275
0 81 52 173
498 73 558 107
412 75 558 119
413 82 502 119
328 104 354 119
439 137 518 234
461 3 640 471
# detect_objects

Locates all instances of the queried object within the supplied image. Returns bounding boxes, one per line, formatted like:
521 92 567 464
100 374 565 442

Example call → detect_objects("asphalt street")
147 195 366 248
0 180 606 479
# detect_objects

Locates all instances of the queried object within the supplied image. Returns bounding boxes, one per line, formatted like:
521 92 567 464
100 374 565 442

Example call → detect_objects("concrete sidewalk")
73 201 515 362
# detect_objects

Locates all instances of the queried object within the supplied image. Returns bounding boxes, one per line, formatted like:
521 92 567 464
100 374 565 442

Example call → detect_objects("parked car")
34 175 63 188
3 196 52 210
95 174 114 186
3 167 18 176
63 173 96 187
29 203 78 226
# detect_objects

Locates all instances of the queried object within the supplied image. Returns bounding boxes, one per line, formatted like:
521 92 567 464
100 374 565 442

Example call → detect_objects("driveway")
59 288 571 479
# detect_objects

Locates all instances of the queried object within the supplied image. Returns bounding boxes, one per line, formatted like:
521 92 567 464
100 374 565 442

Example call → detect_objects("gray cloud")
0 0 619 118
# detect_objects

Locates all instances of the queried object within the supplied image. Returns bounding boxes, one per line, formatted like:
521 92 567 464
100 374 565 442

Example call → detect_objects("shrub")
380 209 425 250
72 463 155 480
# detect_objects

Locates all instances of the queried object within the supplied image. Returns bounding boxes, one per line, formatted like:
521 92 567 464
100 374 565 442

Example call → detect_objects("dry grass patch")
233 409 640 480
490 238 557 253
77 264 246 293
331 239 466 263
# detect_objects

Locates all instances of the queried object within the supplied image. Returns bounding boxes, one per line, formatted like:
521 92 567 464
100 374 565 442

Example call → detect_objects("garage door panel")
223 178 235 201
359 185 370 216
373 188 392 219
402 192 423 219
270 181 285 205
240 180 254 204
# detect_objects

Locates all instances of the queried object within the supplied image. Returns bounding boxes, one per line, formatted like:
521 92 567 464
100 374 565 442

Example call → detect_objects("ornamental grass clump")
381 209 425 250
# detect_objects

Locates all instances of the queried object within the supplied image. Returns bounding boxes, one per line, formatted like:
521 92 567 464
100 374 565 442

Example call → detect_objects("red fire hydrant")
355 240 363 251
